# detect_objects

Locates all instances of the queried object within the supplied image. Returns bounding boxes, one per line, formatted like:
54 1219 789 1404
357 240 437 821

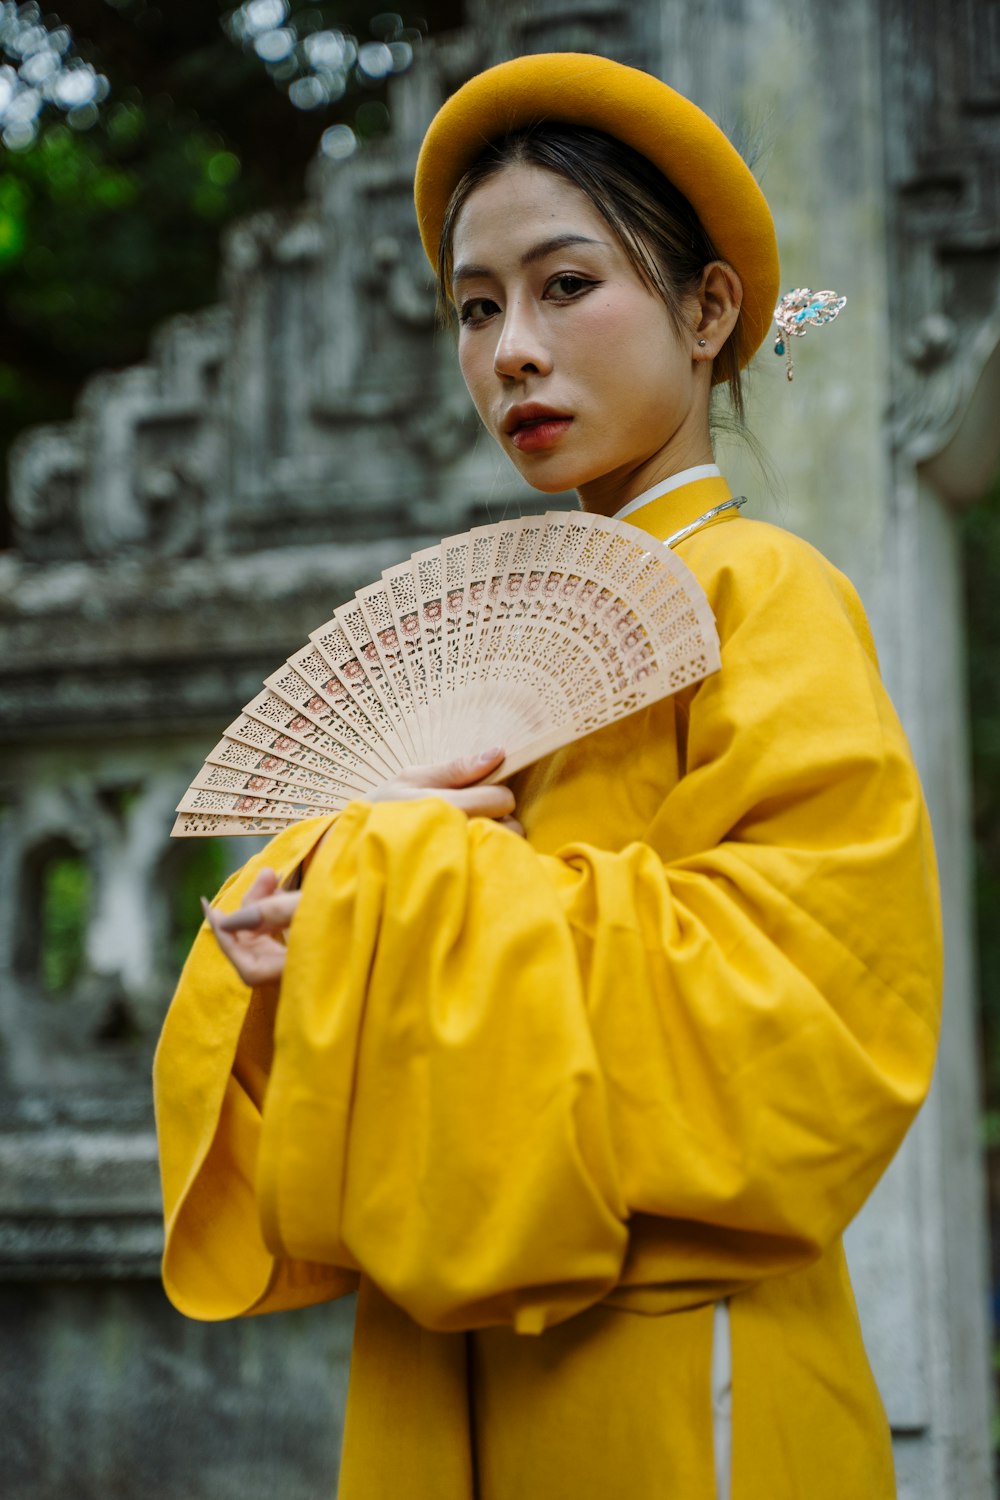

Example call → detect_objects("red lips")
503 401 572 434
503 402 573 452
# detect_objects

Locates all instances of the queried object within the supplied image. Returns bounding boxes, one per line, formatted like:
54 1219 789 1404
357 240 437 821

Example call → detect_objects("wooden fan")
171 509 721 837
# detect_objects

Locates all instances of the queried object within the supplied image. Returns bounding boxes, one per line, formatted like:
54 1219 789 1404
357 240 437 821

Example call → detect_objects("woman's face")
451 163 714 515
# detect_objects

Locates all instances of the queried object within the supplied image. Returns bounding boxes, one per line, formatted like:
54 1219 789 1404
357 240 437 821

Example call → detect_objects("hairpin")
773 288 847 381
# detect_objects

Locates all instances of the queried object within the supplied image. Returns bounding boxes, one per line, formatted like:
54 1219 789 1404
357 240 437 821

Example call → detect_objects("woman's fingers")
376 781 515 818
200 896 290 986
370 747 518 821
442 784 517 817
212 892 301 933
394 747 506 789
214 935 286 986
200 881 299 989
244 866 279 902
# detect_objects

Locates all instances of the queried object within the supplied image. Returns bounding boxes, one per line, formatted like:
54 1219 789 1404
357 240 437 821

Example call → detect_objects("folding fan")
171 508 723 837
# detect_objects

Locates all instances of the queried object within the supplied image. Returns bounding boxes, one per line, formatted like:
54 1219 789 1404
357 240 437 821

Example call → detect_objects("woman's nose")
493 301 553 379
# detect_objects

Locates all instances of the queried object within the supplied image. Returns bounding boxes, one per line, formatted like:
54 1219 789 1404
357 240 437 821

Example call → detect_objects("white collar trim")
611 464 722 523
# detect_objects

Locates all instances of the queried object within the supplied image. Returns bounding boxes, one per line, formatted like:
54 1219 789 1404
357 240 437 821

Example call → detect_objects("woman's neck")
576 438 717 517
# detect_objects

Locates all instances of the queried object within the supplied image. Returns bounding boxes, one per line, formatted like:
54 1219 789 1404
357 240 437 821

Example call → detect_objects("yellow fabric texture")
154 475 942 1499
413 53 780 367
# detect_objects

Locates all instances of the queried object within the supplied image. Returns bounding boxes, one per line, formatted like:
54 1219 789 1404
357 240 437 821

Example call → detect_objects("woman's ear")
692 261 743 361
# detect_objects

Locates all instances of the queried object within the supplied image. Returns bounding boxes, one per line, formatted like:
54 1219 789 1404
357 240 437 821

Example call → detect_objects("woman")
155 53 942 1500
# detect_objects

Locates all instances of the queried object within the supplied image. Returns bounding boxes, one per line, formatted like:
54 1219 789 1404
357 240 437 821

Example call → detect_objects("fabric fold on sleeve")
154 813 357 1321
257 800 630 1334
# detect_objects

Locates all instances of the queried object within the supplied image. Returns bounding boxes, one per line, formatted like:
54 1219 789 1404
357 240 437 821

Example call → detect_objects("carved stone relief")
881 0 1000 465
7 423 85 563
490 0 636 61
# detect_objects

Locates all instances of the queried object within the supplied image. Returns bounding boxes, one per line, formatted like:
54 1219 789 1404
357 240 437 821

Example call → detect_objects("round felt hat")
414 52 779 367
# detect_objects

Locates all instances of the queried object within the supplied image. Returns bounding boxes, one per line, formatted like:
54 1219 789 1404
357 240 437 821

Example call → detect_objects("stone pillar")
689 1 999 1491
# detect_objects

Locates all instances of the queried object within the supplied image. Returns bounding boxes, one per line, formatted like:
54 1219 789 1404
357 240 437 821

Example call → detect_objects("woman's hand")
369 746 524 837
201 867 300 988
202 746 523 986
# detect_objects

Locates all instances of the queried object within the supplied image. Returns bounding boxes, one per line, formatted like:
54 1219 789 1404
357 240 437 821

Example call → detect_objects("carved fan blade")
171 512 721 837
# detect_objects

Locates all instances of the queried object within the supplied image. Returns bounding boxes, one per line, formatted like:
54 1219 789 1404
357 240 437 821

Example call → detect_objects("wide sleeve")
256 527 942 1335
154 813 359 1321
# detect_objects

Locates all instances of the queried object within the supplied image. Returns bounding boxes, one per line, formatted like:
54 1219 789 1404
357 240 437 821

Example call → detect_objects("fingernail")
216 906 263 932
200 896 212 918
477 746 504 762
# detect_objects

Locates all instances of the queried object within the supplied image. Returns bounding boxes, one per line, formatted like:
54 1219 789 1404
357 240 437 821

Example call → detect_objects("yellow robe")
154 475 942 1499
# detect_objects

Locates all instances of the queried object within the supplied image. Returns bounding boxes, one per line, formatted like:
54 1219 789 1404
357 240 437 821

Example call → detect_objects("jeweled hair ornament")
773 288 847 381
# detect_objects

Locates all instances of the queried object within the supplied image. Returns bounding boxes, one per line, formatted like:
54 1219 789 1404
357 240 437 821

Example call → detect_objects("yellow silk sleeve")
254 523 941 1334
154 814 359 1320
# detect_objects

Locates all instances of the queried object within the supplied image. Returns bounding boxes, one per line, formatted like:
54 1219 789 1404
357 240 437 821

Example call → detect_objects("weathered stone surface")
0 1283 353 1500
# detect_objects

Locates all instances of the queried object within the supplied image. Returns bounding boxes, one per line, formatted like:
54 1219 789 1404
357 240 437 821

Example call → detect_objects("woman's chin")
505 453 591 496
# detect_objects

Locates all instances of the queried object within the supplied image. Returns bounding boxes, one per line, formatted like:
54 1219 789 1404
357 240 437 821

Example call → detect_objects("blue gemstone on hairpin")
772 287 846 382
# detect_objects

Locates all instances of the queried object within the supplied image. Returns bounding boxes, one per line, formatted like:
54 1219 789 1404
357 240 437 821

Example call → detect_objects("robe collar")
607 464 741 546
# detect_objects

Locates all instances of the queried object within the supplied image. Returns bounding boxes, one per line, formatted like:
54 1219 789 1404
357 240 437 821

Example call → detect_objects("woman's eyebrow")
452 233 607 286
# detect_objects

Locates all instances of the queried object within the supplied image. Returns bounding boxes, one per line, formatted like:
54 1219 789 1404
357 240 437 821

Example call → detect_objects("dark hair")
436 123 746 425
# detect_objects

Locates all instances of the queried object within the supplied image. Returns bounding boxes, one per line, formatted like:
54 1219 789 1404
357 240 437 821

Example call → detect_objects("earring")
697 338 707 347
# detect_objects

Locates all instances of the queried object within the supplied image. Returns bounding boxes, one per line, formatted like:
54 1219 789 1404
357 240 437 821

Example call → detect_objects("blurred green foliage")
40 851 91 993
0 0 461 545
37 839 229 992
169 839 228 975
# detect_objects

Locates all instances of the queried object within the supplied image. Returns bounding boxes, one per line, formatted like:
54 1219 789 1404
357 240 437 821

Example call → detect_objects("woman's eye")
459 297 500 326
546 274 595 299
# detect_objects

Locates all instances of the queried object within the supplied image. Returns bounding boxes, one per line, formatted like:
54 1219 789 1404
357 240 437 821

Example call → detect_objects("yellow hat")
414 52 780 367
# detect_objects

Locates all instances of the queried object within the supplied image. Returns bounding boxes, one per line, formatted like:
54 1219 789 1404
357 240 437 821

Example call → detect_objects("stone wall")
1 1 998 1495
